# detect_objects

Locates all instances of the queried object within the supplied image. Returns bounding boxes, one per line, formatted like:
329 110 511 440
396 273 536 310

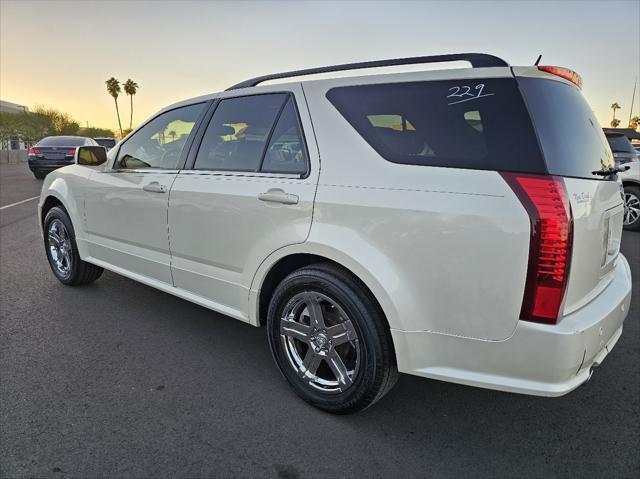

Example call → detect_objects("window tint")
261 97 308 174
117 103 204 169
194 94 287 171
38 136 88 147
95 138 116 149
605 134 634 154
519 78 614 179
326 78 545 173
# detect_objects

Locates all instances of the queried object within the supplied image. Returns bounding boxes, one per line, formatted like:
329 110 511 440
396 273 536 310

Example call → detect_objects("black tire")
34 170 46 180
43 206 103 285
623 185 640 231
267 263 398 414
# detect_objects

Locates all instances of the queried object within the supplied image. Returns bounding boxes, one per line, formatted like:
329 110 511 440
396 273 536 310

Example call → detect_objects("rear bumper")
392 254 632 396
28 158 73 171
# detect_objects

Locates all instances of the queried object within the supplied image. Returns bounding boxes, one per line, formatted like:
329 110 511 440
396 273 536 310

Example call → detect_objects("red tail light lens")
66 148 76 155
537 66 583 89
501 173 573 324
28 148 42 155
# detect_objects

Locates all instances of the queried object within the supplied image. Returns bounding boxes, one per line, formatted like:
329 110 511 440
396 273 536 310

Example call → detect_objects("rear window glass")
605 134 634 154
519 78 614 179
38 137 87 147
326 78 545 173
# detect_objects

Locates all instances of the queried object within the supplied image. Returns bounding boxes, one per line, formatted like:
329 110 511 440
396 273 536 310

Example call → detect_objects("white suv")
38 54 632 413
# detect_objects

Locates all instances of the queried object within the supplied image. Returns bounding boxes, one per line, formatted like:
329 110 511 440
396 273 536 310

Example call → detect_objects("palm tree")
610 102 621 126
629 116 640 130
610 118 621 128
105 77 123 136
123 79 139 130
168 130 177 143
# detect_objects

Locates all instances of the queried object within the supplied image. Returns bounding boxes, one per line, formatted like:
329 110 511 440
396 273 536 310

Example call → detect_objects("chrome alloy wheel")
280 291 360 394
624 191 640 226
47 219 72 276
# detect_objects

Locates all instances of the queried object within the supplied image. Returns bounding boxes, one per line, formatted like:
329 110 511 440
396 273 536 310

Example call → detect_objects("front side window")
194 94 308 175
117 103 204 170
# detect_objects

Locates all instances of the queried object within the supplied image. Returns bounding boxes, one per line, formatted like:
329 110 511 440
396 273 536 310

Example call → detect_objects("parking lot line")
0 196 39 210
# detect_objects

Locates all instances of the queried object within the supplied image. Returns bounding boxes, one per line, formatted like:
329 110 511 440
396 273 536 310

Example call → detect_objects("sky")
1 0 639 132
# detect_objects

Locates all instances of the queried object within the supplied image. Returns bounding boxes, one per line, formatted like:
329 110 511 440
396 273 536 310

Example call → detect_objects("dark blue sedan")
28 136 98 179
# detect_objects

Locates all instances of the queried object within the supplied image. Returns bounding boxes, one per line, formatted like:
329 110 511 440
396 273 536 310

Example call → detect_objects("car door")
83 102 207 284
168 86 319 319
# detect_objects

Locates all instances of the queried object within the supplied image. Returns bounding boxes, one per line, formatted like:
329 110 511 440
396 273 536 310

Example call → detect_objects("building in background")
0 100 29 149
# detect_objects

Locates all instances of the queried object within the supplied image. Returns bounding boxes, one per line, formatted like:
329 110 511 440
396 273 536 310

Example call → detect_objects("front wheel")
623 185 640 231
267 263 398 414
43 206 104 285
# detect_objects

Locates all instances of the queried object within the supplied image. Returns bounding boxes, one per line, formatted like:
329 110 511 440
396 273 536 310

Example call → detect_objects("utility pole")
629 77 637 126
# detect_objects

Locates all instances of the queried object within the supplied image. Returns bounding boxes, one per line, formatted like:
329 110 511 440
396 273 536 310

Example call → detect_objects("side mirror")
75 146 107 166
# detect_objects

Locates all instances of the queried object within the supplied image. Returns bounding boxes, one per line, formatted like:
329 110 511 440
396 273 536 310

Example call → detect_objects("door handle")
143 182 168 193
258 188 299 205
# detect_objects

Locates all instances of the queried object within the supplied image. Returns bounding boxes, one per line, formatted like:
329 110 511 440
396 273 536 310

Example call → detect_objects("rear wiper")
591 165 630 177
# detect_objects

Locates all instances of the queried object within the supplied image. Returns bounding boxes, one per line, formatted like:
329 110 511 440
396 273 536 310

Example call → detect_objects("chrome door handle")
258 188 299 205
143 182 167 193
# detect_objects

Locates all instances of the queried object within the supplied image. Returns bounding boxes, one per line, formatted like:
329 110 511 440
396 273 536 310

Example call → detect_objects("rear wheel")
623 185 640 231
33 170 46 179
267 263 398 414
43 206 103 285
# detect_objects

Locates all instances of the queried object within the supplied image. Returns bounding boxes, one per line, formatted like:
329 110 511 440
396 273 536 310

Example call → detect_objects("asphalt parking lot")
0 162 638 478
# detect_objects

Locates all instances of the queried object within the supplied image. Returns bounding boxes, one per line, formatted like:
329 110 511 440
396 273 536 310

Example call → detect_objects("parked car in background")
93 137 117 150
604 131 640 230
38 54 631 413
28 136 98 179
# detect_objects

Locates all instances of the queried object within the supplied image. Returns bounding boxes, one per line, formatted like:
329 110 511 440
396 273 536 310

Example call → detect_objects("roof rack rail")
226 53 508 90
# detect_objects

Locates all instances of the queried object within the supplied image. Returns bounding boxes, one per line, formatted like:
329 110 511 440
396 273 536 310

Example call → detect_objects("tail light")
66 148 76 155
501 173 573 324
537 66 582 89
28 148 42 155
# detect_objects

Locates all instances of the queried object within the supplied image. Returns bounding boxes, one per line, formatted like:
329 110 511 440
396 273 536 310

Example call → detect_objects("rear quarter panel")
301 70 531 340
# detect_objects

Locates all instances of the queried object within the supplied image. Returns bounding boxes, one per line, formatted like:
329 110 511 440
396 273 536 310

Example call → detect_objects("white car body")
39 61 632 400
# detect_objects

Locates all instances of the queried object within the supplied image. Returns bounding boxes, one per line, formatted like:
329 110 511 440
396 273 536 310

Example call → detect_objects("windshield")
606 134 635 154
94 138 116 148
38 137 87 147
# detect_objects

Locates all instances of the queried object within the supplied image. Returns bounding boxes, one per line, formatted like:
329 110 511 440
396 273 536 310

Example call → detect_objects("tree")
80 127 115 138
610 102 621 125
610 118 621 127
629 116 640 130
105 77 123 136
123 79 139 130
168 130 177 143
32 105 79 135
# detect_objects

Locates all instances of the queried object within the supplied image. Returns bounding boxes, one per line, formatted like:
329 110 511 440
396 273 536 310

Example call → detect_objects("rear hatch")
515 69 624 315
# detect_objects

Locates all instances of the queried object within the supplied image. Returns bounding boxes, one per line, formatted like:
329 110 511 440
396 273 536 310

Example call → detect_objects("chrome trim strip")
108 169 181 174
178 170 302 179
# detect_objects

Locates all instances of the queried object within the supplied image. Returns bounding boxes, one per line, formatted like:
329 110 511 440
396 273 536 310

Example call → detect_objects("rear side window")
195 94 286 172
326 78 545 173
261 97 308 175
194 94 308 175
519 78 615 179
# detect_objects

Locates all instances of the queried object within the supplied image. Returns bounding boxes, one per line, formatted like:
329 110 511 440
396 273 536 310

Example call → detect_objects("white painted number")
446 84 494 106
